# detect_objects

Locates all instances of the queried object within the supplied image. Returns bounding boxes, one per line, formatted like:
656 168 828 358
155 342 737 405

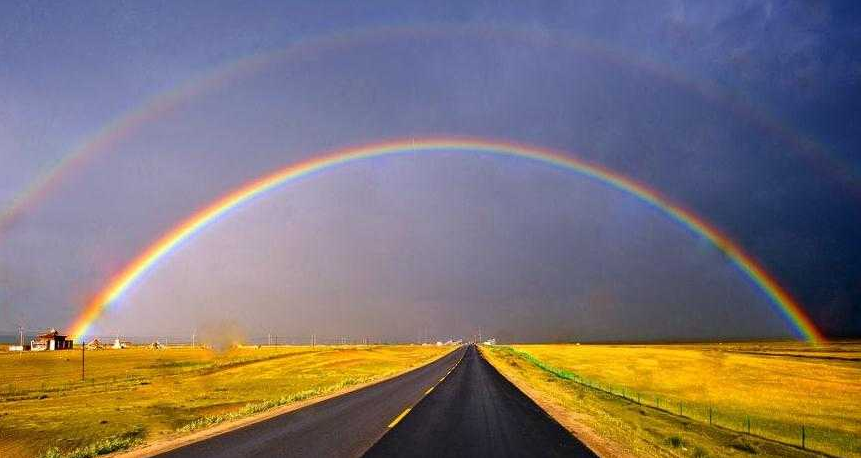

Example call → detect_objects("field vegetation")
0 344 451 458
482 342 861 458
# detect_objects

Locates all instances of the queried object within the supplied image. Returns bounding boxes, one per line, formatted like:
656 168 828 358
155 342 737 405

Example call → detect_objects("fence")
497 346 860 458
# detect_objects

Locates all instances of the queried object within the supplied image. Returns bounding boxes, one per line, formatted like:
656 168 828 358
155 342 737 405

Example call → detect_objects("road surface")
157 347 465 458
158 345 594 457
365 345 595 457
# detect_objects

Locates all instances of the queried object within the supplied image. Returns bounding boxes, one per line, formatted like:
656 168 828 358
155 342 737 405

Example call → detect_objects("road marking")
384 347 466 431
388 408 411 428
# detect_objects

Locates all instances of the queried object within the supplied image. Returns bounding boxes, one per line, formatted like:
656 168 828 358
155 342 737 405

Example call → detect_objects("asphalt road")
157 344 594 457
365 345 595 457
157 346 465 458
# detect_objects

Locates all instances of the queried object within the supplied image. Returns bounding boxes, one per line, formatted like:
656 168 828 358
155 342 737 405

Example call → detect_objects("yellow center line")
439 377 446 383
388 408 412 428
425 386 434 395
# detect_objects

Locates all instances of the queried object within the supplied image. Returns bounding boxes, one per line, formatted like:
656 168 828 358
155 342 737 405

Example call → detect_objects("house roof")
36 328 67 339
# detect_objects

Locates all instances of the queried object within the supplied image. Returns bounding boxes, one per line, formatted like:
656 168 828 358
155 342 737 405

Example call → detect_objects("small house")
30 328 73 351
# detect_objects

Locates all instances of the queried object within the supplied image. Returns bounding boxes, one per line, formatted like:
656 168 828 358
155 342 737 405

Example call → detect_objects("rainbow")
0 27 397 236
67 138 825 343
3 24 857 240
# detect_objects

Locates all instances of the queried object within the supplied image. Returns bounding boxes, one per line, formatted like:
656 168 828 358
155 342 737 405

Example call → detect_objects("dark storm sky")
0 1 859 342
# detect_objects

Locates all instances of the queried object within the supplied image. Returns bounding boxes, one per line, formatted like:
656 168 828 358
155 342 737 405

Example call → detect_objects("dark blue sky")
0 1 858 341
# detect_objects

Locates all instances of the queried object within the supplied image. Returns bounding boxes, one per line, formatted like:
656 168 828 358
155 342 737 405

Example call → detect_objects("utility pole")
18 324 24 348
192 331 196 348
81 336 86 381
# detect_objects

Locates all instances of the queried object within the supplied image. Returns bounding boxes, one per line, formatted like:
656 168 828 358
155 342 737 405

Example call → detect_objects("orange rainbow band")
68 138 825 343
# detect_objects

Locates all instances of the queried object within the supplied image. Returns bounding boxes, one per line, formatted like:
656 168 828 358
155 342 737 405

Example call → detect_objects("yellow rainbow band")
68 138 824 343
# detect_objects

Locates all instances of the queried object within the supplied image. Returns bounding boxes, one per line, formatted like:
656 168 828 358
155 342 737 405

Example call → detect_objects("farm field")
0 344 452 458
482 342 861 458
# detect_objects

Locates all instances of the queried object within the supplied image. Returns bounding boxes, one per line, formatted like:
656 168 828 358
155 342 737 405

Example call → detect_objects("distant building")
112 338 131 349
86 338 105 350
30 328 73 351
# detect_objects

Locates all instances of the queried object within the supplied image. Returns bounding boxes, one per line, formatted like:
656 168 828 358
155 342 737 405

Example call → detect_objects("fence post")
679 401 683 416
637 392 641 405
746 416 751 434
801 425 806 449
656 396 660 409
708 407 712 425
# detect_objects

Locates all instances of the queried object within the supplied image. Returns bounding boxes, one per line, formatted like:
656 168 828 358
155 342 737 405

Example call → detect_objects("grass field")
0 344 452 458
482 342 861 458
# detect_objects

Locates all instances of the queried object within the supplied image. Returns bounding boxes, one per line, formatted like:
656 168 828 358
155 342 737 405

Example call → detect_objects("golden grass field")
482 342 861 458
0 344 451 458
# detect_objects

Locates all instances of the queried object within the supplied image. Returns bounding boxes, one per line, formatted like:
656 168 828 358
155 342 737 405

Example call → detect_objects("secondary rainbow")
68 138 824 343
4 24 857 241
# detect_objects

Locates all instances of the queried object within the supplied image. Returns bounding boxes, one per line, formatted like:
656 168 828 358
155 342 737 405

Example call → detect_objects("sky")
0 1 859 343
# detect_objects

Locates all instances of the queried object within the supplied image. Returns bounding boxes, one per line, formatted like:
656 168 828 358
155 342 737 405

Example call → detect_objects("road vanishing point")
156 345 595 457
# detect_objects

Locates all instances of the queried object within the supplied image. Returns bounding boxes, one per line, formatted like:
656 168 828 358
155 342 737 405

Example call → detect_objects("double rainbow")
68 138 824 343
4 24 857 241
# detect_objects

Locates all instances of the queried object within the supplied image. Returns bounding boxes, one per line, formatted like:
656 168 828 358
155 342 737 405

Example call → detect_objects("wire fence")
497 346 860 458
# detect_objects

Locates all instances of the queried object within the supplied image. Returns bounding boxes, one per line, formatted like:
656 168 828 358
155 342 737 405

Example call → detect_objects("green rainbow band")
68 138 824 343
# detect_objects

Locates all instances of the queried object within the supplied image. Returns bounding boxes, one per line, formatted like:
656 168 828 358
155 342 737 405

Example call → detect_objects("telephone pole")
81 336 86 381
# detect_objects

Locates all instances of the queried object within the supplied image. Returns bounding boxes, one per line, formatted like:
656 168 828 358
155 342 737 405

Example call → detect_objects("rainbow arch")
3 24 857 241
68 138 825 343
